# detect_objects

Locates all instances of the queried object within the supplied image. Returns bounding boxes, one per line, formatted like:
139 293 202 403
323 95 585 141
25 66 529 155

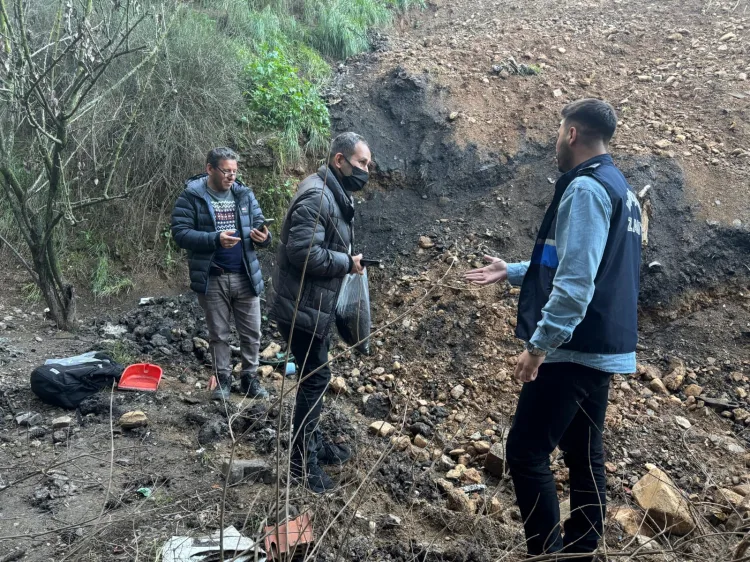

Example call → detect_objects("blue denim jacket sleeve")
507 261 530 286
529 176 613 352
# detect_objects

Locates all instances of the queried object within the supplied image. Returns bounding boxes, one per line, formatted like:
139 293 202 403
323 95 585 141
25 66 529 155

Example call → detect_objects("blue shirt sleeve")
530 176 613 352
507 261 530 286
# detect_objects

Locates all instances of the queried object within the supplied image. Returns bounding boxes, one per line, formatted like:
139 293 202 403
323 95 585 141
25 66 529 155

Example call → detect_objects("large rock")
632 467 696 535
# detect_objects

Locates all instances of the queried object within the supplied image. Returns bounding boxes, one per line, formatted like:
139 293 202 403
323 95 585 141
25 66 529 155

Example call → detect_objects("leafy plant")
242 46 330 166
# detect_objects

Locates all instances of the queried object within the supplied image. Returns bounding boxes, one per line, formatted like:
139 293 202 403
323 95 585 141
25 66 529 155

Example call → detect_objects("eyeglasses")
215 166 238 178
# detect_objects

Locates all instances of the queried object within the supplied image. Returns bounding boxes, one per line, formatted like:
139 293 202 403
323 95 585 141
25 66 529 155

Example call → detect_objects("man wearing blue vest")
466 99 641 560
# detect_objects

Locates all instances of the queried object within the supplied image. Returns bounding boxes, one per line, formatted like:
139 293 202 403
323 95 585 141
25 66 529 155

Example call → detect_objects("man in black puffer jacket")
172 147 272 401
271 132 370 493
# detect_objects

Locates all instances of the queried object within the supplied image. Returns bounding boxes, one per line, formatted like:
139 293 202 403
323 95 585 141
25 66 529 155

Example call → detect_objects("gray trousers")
197 273 261 380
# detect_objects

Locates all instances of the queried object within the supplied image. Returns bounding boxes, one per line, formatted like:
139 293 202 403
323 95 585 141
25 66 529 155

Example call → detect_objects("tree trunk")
31 242 77 331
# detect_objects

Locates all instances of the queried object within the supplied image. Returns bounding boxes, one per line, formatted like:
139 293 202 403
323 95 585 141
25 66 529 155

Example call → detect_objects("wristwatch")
525 342 548 357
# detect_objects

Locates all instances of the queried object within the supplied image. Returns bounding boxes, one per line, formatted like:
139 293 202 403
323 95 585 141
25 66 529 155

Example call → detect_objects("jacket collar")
317 165 355 222
185 174 248 198
557 153 613 189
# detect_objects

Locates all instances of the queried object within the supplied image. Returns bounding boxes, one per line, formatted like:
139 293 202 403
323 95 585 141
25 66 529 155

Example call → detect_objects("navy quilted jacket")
171 174 272 295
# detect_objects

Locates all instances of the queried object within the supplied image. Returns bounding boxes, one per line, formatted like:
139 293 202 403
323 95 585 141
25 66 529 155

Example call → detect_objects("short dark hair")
206 147 239 168
561 99 617 145
328 132 368 164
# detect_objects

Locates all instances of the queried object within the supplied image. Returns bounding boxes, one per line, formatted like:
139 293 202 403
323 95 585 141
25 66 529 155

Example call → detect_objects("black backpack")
30 355 124 409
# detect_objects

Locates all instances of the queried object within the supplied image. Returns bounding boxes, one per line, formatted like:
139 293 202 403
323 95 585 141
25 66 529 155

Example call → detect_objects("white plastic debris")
161 526 265 562
638 184 651 199
139 297 155 306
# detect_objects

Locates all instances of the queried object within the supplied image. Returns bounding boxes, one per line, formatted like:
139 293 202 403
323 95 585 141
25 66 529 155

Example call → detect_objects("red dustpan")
118 363 163 392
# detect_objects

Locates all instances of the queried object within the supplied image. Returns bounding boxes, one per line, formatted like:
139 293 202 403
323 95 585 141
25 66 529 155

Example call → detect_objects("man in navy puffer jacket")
171 147 272 400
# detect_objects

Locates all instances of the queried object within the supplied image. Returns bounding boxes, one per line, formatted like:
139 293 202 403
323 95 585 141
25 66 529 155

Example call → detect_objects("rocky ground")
2 0 750 561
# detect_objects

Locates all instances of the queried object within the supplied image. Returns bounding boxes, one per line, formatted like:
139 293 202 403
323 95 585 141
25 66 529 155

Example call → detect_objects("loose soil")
2 1 750 561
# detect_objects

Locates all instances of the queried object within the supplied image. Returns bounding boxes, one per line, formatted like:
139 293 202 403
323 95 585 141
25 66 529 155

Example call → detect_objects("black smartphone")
257 218 276 229
360 258 381 268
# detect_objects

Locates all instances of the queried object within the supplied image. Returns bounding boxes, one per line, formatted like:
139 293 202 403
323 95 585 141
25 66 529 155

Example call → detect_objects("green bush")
242 46 330 166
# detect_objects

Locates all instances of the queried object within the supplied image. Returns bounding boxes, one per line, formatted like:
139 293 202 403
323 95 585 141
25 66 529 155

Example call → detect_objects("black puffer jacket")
271 165 354 339
171 174 272 295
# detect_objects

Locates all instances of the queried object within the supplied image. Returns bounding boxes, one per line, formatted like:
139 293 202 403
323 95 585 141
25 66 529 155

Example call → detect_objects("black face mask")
340 157 369 192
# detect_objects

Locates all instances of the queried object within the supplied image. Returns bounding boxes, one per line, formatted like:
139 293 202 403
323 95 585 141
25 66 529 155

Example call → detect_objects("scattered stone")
408 444 430 462
720 32 736 42
222 458 274 485
450 385 465 400
329 377 347 394
257 365 274 377
684 384 703 397
552 88 563 98
674 416 692 430
52 416 72 430
638 364 661 381
260 343 281 360
735 408 750 423
667 33 684 42
649 378 669 395
413 434 429 448
438 455 456 471
119 411 148 429
449 448 466 458
361 393 391 418
611 506 656 537
193 336 209 350
632 467 696 535
733 484 750 497
390 435 412 451
446 489 477 514
473 441 491 455
717 488 744 508
52 431 67 444
654 139 672 150
16 412 42 427
484 442 507 477
418 236 434 249
448 111 459 121
383 514 402 528
664 359 686 391
461 468 483 484
446 464 467 480
369 421 395 437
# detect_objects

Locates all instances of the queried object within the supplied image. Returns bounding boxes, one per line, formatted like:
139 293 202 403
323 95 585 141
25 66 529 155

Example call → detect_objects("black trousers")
281 325 331 466
506 362 612 560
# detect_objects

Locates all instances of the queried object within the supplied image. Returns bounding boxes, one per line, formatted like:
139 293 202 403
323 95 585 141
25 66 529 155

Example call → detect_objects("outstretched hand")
464 255 508 285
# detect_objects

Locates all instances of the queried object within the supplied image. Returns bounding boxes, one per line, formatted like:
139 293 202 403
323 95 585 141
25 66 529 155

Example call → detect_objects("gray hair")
328 132 368 164
206 147 239 168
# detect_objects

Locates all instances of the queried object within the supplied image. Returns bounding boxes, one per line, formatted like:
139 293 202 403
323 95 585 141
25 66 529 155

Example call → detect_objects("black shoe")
212 375 232 400
291 461 336 494
317 441 351 466
240 375 269 399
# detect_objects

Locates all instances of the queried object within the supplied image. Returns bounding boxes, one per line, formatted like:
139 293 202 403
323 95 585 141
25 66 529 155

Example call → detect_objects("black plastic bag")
335 269 372 355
